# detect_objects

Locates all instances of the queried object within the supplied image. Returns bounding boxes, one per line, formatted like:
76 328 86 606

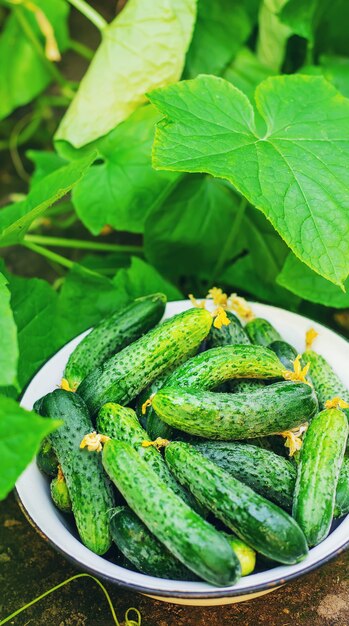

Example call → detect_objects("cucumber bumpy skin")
64 293 166 391
302 350 349 412
206 311 251 348
34 390 114 555
268 340 298 371
193 441 297 510
153 381 318 440
293 408 348 547
245 318 281 347
97 403 199 511
165 442 308 565
334 457 349 518
102 439 241 586
78 307 213 415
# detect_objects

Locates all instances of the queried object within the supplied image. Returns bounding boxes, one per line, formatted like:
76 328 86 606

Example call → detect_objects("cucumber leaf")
144 175 244 279
319 55 349 98
0 153 95 246
0 0 69 120
277 253 349 307
113 256 182 300
223 47 275 102
184 0 258 78
56 0 197 148
0 273 18 388
0 395 61 500
150 74 349 287
72 106 176 235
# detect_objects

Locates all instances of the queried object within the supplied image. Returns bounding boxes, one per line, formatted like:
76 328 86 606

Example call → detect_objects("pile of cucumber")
35 293 349 587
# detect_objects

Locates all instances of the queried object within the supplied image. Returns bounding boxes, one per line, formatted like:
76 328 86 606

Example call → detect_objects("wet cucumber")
34 390 114 555
293 408 348 546
50 468 72 513
110 506 193 580
153 381 318 440
36 439 58 477
206 311 250 348
97 403 199 510
245 318 281 346
64 293 166 391
165 344 287 390
165 442 308 564
228 379 265 393
193 441 296 510
78 307 213 415
302 350 349 412
102 439 241 586
269 340 298 371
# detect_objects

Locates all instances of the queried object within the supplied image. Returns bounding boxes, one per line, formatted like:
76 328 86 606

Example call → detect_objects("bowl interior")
17 300 349 599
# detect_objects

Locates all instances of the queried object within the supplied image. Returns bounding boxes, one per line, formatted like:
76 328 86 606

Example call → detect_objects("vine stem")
66 0 107 32
0 573 141 626
24 234 143 254
22 241 74 269
69 37 94 60
212 196 248 280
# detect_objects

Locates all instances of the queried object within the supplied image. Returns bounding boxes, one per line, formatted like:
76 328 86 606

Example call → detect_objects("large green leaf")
0 395 61 500
150 74 349 287
277 253 349 307
0 273 18 388
114 256 182 300
72 106 175 235
0 0 69 120
319 56 349 98
0 153 95 246
27 149 67 188
56 0 197 148
144 175 244 279
184 0 258 78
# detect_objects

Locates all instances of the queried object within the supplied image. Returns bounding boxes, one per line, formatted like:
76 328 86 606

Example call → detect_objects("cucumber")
50 469 72 513
153 381 318 440
36 438 58 477
34 390 114 555
224 535 256 576
193 441 296 510
206 311 250 348
293 407 348 546
334 456 349 518
228 379 265 393
64 293 166 391
302 350 349 412
268 340 298 370
245 318 281 346
165 442 308 564
102 439 241 586
97 403 199 510
165 344 286 390
78 307 213 415
110 506 194 580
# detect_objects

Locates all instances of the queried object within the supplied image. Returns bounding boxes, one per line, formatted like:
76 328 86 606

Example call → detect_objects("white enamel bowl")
16 300 349 606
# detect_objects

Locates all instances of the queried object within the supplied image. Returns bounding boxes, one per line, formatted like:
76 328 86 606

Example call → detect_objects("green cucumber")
34 390 114 555
97 403 199 511
334 456 349 518
102 439 241 586
224 535 256 576
268 340 298 371
302 350 349 411
50 470 72 513
64 293 166 391
293 407 348 546
165 442 308 564
228 379 265 393
153 381 318 440
78 307 213 415
206 311 250 348
245 318 281 346
110 506 194 580
36 439 58 477
193 441 296 510
165 344 286 390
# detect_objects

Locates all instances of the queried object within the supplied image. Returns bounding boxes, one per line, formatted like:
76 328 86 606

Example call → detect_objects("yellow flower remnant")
80 432 110 452
141 395 155 415
60 378 75 392
280 424 308 456
213 307 230 329
325 397 349 410
207 287 228 308
229 294 255 321
57 465 65 482
141 437 170 450
305 327 319 351
283 355 311 385
10 0 61 61
188 293 206 309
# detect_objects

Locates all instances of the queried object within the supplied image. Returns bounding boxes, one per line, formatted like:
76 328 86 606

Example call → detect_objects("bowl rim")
16 299 349 599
